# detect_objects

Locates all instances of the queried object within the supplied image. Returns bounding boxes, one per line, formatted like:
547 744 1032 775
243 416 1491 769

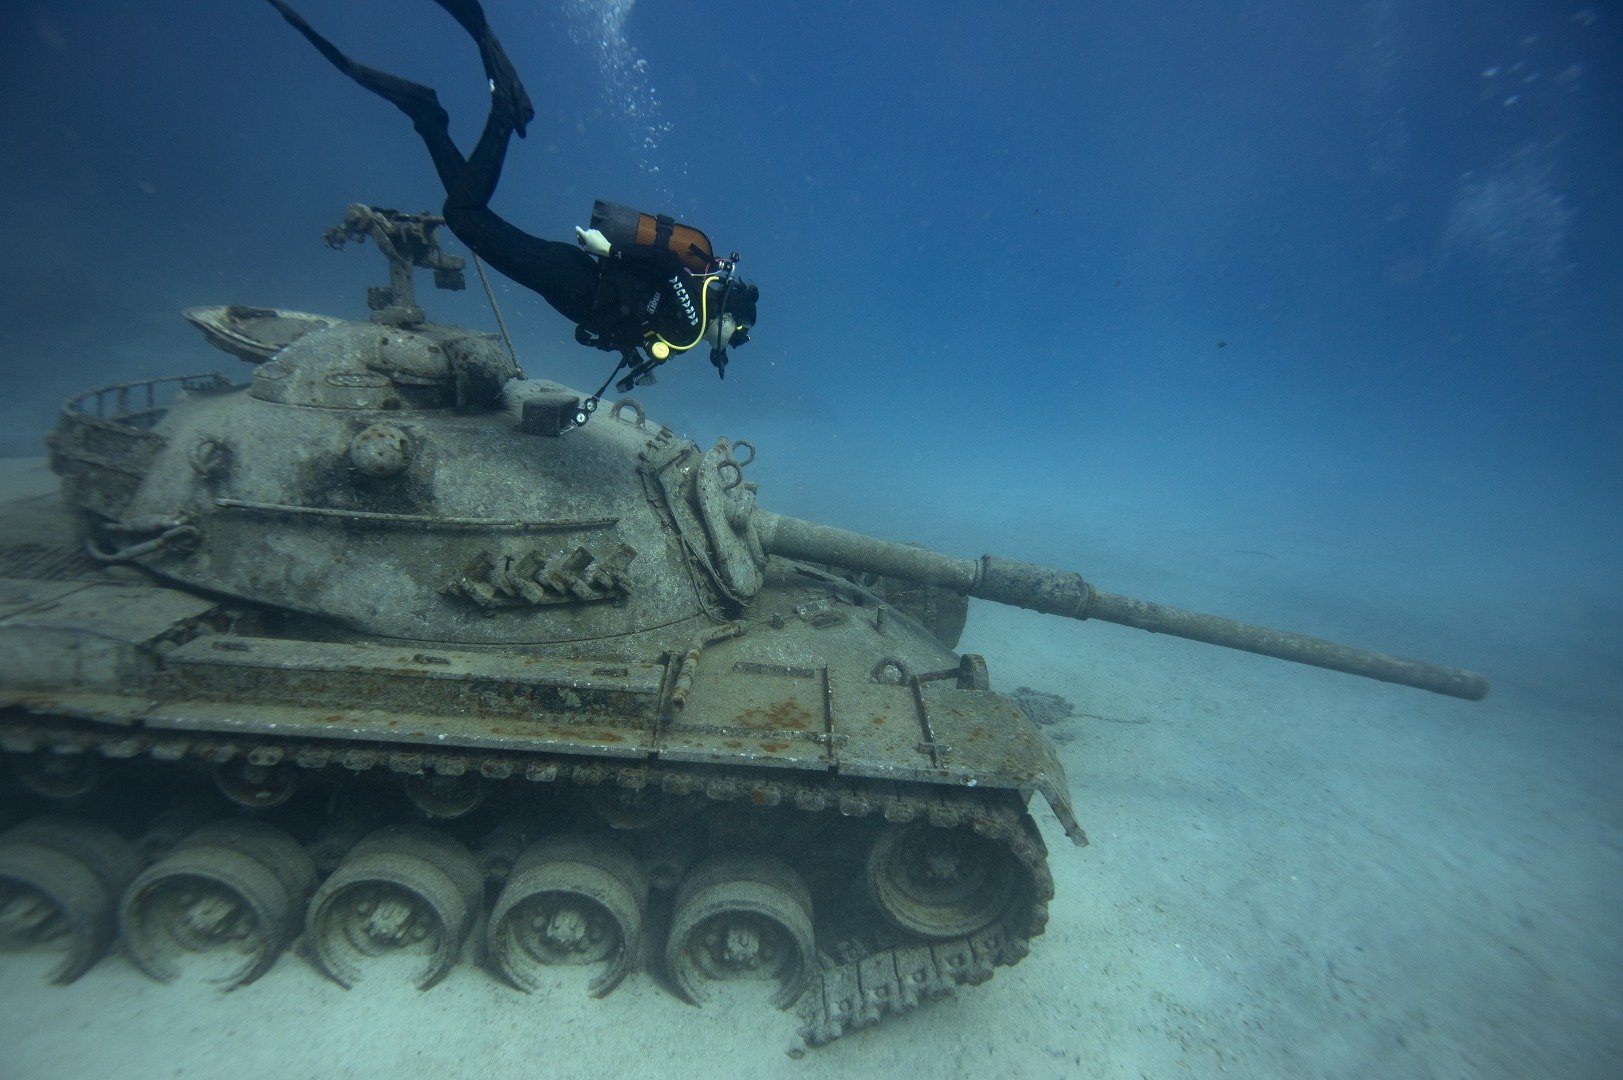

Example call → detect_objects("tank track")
0 711 1052 1051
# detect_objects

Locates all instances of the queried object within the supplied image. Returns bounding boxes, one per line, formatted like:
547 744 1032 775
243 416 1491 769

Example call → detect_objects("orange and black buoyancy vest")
579 201 718 356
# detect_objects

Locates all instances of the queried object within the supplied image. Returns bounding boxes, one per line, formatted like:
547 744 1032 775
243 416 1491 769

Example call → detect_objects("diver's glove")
574 227 611 256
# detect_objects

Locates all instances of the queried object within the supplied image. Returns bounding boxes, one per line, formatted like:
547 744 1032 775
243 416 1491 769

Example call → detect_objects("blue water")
1 1 1619 1075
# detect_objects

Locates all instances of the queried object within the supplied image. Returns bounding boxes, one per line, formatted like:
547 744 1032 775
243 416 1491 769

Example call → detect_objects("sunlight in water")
1443 143 1574 291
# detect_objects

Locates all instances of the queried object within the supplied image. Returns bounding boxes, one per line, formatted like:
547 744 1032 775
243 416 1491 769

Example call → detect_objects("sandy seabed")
0 452 1618 1080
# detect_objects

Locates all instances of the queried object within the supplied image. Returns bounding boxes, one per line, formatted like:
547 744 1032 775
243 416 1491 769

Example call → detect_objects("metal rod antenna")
470 250 519 366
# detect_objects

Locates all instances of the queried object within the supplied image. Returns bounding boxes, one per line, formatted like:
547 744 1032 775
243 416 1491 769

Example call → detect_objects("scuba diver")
266 0 758 409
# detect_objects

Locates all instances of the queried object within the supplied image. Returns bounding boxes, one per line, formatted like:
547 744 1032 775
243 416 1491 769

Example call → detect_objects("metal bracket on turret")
444 542 636 609
323 204 465 327
638 435 767 610
694 439 765 597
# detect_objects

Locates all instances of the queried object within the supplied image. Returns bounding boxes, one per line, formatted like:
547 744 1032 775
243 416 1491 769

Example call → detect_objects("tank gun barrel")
754 512 1488 701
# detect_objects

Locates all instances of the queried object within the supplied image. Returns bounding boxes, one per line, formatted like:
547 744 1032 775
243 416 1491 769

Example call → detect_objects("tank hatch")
249 320 516 412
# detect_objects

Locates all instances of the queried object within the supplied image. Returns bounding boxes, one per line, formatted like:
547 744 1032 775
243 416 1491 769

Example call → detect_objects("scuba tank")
589 201 716 275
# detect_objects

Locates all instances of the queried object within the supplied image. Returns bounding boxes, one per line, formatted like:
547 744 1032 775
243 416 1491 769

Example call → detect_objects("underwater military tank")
0 207 1487 1048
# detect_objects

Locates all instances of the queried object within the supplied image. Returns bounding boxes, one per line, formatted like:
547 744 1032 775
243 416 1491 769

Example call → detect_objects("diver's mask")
705 314 752 349
705 255 757 378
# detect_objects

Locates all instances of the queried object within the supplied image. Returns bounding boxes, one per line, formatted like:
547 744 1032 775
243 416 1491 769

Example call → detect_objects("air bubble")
563 0 668 175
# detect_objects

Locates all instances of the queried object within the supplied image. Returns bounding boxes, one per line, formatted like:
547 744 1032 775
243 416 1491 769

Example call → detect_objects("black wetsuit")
269 0 711 360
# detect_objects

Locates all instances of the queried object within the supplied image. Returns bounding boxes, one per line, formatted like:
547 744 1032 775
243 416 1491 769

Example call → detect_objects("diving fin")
430 0 535 137
267 0 446 126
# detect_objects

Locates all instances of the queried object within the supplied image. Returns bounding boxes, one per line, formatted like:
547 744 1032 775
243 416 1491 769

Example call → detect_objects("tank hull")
0 455 1071 1046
